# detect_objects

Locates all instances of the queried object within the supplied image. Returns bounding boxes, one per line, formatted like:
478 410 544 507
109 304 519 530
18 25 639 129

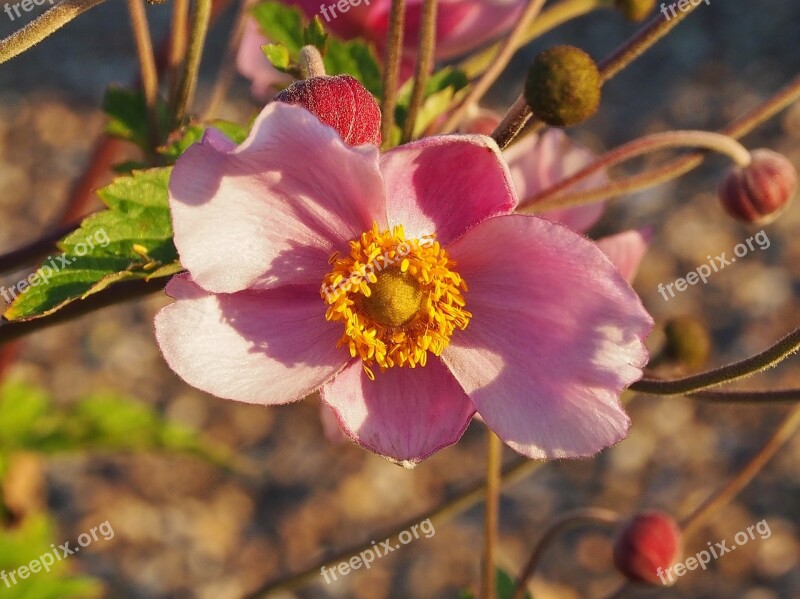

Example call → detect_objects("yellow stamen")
320 224 471 372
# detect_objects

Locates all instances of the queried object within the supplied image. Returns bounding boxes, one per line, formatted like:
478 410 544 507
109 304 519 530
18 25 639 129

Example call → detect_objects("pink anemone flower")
237 0 526 99
155 103 653 466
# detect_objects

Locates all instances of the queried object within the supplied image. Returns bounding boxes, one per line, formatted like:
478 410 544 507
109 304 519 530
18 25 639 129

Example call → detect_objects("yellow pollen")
320 223 471 373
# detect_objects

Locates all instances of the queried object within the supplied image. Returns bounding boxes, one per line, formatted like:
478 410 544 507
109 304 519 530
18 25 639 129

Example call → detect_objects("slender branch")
173 0 213 125
459 0 613 79
380 0 407 147
680 405 800 537
511 508 622 599
0 0 107 64
631 328 800 396
126 0 161 155
243 456 548 598
441 0 547 133
519 130 752 212
203 0 253 118
168 0 190 99
689 389 800 403
492 96 535 150
481 431 503 599
401 0 438 142
489 0 704 148
526 72 800 210
0 223 82 276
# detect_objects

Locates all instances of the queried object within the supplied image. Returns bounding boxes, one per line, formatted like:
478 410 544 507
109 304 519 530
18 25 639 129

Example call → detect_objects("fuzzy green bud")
524 46 601 127
615 0 656 21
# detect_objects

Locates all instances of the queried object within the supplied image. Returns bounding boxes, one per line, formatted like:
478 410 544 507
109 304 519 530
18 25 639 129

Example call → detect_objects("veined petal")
321 358 476 465
154 274 348 405
169 103 387 294
381 135 517 245
441 214 653 459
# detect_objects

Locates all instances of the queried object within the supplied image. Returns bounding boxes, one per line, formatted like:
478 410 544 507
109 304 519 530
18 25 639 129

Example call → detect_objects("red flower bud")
718 149 797 224
612 511 682 585
273 75 382 147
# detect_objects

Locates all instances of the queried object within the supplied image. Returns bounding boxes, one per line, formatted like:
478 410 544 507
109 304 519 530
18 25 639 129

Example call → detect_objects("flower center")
321 224 471 378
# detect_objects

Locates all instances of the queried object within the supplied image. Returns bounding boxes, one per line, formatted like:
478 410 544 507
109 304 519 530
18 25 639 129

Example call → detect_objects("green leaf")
324 38 382 98
0 380 234 468
159 120 249 162
395 67 470 137
102 86 167 151
303 16 329 50
497 567 531 599
3 168 179 321
262 43 292 72
251 1 304 53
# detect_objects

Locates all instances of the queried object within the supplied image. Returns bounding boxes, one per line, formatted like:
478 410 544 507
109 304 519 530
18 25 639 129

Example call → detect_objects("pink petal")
154 274 347 405
321 358 476 465
505 129 607 233
441 214 653 459
381 135 516 245
236 19 291 101
595 228 652 283
169 103 387 294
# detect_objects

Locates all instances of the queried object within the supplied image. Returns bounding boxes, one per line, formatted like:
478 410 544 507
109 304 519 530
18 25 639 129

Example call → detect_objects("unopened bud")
524 46 601 127
613 511 683 585
718 149 797 224
273 75 382 146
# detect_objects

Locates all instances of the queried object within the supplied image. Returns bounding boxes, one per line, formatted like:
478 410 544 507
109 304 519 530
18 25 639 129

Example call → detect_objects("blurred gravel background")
0 1 798 598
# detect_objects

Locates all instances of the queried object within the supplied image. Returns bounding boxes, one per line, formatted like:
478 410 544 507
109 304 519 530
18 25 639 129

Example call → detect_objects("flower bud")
612 511 682 585
524 46 601 127
615 0 656 21
663 316 711 371
273 75 382 146
718 149 797 224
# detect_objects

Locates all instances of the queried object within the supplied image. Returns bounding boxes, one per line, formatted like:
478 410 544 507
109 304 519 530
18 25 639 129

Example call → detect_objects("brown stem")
126 0 161 155
204 0 253 118
689 389 800 403
173 0 212 125
481 430 503 599
380 0 407 147
401 0 438 142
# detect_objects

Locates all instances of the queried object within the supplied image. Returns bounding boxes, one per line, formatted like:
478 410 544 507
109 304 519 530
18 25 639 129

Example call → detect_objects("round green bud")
524 46 601 128
615 0 656 22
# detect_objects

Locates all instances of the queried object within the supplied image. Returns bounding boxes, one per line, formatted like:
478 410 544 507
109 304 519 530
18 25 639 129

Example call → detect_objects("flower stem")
680 405 800 538
632 327 800 396
380 0 407 147
0 223 82 276
511 508 623 599
518 130 751 212
126 0 161 156
401 0 438 142
203 0 253 118
492 1 705 148
173 0 212 125
689 389 800 403
441 0 548 133
0 0 107 64
481 430 503 599
298 45 326 79
458 0 613 80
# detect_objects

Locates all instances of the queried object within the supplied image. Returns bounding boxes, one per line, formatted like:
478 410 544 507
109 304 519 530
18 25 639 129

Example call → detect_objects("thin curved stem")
203 0 252 118
481 430 503 599
689 389 800 403
380 0 407 147
459 0 613 80
173 0 212 125
0 0 107 64
401 0 438 142
631 327 800 396
126 0 161 155
680 405 800 538
440 0 547 133
0 223 82 276
519 130 752 212
511 508 623 599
